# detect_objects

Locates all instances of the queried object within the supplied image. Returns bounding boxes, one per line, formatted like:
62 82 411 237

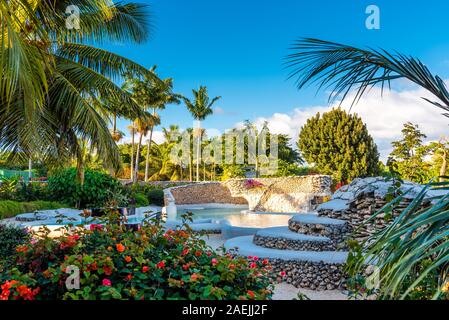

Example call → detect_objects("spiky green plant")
346 180 449 300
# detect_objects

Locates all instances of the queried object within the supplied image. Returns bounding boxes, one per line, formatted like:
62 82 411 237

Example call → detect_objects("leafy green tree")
297 108 379 182
389 122 431 183
0 1 155 183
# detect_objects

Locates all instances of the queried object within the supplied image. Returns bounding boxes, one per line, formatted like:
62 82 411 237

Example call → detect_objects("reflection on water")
178 208 292 228
224 214 292 228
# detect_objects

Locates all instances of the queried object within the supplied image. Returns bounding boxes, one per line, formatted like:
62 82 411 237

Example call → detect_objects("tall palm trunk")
440 150 448 182
189 153 193 182
203 162 206 181
144 109 156 181
28 157 32 182
134 132 144 183
196 122 201 182
144 126 154 181
130 123 135 181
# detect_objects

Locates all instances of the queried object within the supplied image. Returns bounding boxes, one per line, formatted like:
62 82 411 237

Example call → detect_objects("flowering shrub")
0 212 273 300
244 179 264 189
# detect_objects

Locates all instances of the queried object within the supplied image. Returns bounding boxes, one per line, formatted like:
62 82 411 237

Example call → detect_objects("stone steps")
253 226 337 251
288 213 351 243
224 236 348 264
224 235 347 290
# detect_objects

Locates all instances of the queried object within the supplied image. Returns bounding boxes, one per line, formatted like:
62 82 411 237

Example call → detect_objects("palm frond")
285 38 449 115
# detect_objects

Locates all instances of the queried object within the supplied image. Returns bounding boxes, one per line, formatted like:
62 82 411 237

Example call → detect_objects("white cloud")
239 85 449 161
120 130 166 145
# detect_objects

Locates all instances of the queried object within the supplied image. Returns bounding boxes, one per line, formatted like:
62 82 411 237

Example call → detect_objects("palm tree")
285 38 449 117
183 86 221 181
0 1 157 183
128 67 181 181
133 112 160 183
127 122 137 181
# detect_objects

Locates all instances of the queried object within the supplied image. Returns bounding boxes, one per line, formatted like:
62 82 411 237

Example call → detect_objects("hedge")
0 200 67 219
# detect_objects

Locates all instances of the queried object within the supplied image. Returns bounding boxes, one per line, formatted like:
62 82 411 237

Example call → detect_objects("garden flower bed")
0 211 274 300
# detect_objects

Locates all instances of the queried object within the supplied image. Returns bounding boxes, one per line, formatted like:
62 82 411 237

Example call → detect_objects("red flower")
156 261 165 269
103 266 113 276
229 264 235 270
116 244 125 252
142 266 149 273
279 271 286 277
90 224 103 231
181 249 189 256
195 250 202 257
247 290 255 299
125 274 133 281
206 251 212 257
211 258 218 266
262 259 269 265
190 273 199 281
249 262 257 269
124 256 132 263
102 279 112 286
252 256 259 261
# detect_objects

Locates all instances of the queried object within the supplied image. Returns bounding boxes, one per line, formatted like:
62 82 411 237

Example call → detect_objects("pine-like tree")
297 108 379 182
389 122 431 183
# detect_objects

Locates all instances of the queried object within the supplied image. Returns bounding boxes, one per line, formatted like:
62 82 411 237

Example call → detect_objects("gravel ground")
200 234 348 301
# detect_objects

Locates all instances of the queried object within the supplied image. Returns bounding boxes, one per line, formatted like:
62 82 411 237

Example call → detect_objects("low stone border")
269 259 346 291
288 220 351 244
253 234 336 251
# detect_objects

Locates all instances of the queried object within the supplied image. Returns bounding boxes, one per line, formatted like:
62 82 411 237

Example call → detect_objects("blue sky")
107 0 449 157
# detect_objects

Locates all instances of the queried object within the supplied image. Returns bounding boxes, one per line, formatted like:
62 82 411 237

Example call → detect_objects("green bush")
131 193 149 207
0 225 30 260
47 168 122 208
14 182 50 202
146 189 164 206
0 200 67 219
0 212 274 300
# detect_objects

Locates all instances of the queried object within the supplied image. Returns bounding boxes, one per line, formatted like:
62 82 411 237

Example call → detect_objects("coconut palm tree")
183 86 221 181
127 122 137 180
133 112 160 183
127 67 181 181
285 38 449 117
0 1 157 183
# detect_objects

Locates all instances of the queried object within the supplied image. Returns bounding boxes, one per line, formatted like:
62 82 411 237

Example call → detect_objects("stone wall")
270 259 345 290
317 177 448 242
166 182 247 205
164 175 332 212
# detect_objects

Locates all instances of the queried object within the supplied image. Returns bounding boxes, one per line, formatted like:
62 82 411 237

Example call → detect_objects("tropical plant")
127 67 181 181
298 108 379 182
346 180 449 300
0 225 30 260
47 168 122 208
0 1 156 181
132 112 160 183
183 86 221 181
285 38 449 117
0 212 274 300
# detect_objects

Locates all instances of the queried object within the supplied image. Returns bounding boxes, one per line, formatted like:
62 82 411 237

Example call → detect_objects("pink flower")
211 258 218 266
102 279 111 286
252 256 259 261
90 224 103 231
279 271 286 277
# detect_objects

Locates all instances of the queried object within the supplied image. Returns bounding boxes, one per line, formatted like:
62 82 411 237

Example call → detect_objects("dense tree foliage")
298 109 379 182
